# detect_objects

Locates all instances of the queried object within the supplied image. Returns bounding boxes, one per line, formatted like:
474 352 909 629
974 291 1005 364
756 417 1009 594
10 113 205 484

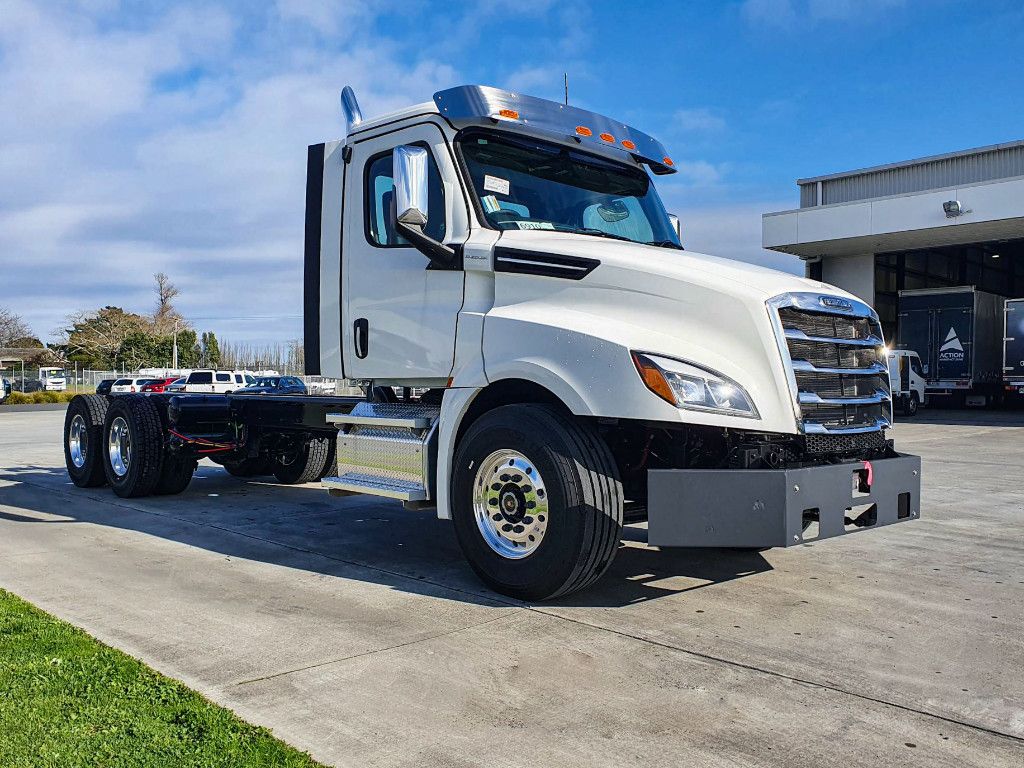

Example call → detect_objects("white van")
888 350 926 417
110 377 154 394
181 370 254 394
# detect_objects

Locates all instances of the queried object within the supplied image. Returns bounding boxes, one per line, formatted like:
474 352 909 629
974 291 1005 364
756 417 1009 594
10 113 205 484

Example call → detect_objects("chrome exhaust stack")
340 86 363 137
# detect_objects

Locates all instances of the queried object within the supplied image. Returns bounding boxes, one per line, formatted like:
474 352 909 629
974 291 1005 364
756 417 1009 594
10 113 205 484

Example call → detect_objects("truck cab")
38 367 68 392
887 349 925 416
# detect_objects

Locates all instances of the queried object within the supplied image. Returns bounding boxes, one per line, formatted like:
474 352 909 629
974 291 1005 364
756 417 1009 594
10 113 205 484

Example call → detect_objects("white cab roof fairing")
345 101 439 137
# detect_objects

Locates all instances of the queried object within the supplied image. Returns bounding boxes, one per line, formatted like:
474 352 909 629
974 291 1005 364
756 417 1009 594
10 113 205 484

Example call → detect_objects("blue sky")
3 0 1023 344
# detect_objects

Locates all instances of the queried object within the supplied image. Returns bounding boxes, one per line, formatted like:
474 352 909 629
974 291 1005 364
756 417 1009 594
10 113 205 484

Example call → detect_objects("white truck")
62 85 920 600
38 367 68 392
887 349 926 416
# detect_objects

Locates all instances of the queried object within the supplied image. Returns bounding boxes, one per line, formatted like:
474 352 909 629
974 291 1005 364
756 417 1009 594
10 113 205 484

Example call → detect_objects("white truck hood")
483 230 872 434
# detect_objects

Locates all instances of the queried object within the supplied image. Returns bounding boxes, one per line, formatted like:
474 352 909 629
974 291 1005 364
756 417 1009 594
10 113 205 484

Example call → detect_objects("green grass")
0 590 324 767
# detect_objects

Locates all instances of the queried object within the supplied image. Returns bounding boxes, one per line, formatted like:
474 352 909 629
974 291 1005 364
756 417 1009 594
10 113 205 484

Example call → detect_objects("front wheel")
451 405 623 601
905 392 919 417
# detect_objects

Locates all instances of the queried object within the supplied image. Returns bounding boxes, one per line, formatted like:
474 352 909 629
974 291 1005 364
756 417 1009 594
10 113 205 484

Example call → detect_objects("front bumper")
647 454 921 548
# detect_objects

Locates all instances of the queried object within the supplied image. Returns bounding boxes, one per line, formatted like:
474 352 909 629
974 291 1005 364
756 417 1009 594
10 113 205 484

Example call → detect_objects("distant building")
762 140 1024 340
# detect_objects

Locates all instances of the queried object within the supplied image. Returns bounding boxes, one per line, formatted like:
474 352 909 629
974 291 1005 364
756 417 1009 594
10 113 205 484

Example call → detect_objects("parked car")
110 377 155 394
181 370 254 393
95 379 116 395
0 377 11 401
238 376 307 395
165 377 187 393
140 377 180 393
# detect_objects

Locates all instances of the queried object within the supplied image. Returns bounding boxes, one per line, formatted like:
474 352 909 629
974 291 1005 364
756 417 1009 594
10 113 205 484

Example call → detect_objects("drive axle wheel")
64 395 109 488
272 437 331 484
451 404 623 601
102 395 164 498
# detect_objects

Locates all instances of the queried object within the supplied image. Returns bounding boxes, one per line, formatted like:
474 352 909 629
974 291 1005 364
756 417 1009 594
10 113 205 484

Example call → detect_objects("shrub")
2 391 78 405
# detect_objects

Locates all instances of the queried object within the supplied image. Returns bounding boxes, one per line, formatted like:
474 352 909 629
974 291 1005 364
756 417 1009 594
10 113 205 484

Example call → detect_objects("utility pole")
172 319 179 370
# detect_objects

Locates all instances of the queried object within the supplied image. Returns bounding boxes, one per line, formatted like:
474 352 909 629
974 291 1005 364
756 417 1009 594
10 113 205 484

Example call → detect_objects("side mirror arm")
395 220 457 269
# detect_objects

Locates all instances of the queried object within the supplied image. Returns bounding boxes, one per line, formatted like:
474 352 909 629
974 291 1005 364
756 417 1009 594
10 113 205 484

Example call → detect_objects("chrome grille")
771 295 891 435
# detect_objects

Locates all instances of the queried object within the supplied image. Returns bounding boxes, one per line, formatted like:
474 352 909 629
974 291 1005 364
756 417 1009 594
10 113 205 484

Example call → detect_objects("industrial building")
762 141 1024 342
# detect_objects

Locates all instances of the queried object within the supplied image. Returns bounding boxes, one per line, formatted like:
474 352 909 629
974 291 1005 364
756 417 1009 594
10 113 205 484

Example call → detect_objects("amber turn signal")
631 352 675 405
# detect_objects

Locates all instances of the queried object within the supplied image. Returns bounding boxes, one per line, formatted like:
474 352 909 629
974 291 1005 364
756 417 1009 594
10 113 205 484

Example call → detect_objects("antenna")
564 73 568 105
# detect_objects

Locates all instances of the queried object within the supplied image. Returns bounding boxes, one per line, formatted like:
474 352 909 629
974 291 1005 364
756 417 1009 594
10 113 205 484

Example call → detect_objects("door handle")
354 318 369 359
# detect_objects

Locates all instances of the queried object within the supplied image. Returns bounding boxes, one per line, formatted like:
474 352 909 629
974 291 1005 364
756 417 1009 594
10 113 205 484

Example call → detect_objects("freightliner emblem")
819 296 853 311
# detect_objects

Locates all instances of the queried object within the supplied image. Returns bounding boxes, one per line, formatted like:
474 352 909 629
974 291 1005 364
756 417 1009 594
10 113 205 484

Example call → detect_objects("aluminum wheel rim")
68 414 87 468
107 416 131 478
473 449 549 559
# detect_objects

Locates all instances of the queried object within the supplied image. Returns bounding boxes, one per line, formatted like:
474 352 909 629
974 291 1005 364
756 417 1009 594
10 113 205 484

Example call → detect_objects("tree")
0 306 34 347
201 332 221 367
152 272 187 335
61 307 150 369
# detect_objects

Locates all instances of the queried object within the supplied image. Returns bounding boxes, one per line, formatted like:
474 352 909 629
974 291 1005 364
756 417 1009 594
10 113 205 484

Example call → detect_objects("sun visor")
434 85 677 175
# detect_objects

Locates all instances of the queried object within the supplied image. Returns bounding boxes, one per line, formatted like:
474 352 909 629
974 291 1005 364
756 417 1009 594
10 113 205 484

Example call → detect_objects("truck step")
326 401 441 501
327 412 433 429
322 473 427 501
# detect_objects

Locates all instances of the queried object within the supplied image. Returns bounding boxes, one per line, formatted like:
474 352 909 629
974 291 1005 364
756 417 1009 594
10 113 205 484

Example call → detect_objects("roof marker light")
498 108 520 120
575 125 592 136
663 156 674 166
599 132 615 143
621 139 636 150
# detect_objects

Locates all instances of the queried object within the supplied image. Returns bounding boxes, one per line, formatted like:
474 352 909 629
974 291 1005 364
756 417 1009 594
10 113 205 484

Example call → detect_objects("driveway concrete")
1 408 1022 767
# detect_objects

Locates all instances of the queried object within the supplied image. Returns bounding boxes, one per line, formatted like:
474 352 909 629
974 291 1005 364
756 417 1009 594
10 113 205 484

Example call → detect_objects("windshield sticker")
481 195 500 214
483 175 510 195
513 221 555 230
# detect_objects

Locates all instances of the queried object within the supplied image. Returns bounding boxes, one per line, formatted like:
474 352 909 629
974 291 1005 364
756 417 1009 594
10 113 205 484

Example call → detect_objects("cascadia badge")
820 296 854 311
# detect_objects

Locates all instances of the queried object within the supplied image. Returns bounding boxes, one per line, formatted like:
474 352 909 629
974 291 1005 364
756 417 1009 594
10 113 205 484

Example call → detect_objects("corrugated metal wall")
799 143 1024 207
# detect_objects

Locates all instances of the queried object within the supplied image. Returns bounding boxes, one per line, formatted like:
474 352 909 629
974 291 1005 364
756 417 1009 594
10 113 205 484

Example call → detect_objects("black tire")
102 395 164 498
905 392 919 417
272 437 331 484
451 404 623 601
64 395 109 488
318 438 338 480
222 457 272 477
153 456 196 495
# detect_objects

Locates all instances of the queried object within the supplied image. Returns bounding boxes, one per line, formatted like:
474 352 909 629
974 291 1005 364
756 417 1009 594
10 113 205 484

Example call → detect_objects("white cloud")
674 107 727 134
742 0 905 28
0 1 462 343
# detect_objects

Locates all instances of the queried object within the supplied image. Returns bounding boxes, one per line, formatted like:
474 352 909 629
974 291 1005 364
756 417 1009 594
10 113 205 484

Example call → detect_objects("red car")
140 377 181 393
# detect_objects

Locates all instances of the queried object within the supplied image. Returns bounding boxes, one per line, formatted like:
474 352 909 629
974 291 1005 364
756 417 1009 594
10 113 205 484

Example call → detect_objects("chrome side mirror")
394 145 429 227
668 213 682 243
391 145 455 269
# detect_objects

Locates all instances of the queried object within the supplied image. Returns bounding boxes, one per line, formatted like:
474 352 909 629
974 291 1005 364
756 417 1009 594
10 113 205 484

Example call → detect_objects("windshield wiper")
647 240 684 250
571 228 635 243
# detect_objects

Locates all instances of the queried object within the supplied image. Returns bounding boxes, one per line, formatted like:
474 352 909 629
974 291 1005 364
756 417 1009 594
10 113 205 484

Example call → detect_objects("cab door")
341 122 467 382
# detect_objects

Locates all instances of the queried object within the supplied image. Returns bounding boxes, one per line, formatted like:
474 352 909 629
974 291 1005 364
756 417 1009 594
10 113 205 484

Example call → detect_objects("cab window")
216 373 231 382
365 147 446 246
189 372 212 384
910 356 924 377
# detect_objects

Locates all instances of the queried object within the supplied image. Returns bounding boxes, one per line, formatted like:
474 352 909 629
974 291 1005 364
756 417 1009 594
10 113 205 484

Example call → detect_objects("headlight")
631 352 759 418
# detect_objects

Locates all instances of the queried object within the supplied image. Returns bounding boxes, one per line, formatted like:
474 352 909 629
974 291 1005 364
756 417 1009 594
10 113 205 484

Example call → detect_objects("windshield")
458 130 681 248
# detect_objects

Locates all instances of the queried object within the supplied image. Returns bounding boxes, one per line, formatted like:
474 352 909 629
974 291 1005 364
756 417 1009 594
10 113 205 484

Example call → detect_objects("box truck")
897 287 1004 405
1004 298 1024 395
61 85 920 600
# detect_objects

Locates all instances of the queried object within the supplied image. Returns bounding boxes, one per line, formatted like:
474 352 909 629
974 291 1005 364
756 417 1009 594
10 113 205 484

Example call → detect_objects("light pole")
172 319 179 370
